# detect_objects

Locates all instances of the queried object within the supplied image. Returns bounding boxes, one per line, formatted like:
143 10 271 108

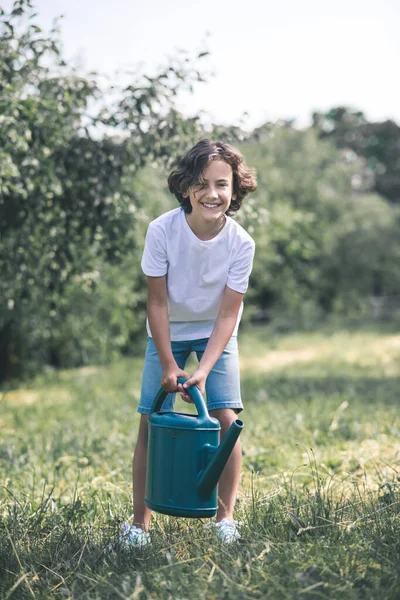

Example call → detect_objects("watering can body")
145 378 243 518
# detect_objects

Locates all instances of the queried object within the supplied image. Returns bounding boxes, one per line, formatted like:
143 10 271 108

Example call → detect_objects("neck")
185 213 226 241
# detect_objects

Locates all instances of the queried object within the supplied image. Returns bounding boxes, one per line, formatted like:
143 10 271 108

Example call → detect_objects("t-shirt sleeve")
227 238 255 294
141 222 168 276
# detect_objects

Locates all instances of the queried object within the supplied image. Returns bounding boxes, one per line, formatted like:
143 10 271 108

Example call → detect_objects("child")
120 139 257 546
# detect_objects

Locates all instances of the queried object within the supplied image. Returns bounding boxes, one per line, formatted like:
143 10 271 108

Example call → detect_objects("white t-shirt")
141 207 255 340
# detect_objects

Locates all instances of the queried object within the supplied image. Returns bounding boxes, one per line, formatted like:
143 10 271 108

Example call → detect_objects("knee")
209 408 238 433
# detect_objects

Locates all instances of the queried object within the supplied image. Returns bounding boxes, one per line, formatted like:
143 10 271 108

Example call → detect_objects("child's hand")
161 366 188 394
180 369 208 402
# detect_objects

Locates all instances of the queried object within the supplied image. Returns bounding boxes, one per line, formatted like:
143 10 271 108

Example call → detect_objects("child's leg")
194 337 244 522
132 338 190 530
209 408 242 522
132 414 152 531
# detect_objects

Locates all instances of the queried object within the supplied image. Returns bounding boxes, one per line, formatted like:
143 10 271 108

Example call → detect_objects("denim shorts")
137 337 243 414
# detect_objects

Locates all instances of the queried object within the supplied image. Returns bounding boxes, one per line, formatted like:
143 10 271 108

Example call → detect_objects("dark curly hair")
167 139 257 215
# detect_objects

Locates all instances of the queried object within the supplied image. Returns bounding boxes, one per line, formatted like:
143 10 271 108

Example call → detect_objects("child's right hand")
161 366 188 395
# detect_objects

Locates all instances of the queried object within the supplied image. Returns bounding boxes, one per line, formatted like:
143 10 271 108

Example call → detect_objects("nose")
208 186 219 199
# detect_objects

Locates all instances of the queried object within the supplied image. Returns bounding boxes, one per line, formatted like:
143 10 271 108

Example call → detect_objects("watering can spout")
197 419 244 500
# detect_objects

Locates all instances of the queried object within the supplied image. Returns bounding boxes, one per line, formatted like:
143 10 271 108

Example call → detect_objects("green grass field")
1 323 399 599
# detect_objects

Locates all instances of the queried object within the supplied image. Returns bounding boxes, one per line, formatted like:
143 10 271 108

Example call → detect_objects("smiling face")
183 160 236 227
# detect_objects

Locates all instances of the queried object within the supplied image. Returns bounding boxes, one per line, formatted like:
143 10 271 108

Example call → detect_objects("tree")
237 122 400 321
0 0 205 380
312 107 400 204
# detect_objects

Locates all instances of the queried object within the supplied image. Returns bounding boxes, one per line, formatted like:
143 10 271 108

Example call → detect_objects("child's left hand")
178 369 207 403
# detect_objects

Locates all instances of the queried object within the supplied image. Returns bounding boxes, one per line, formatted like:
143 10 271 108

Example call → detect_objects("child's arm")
180 286 243 399
147 275 188 392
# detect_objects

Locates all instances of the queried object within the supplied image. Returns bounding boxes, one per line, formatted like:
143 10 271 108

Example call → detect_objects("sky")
3 0 400 130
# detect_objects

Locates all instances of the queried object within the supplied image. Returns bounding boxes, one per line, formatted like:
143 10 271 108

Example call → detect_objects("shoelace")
216 518 243 528
205 518 243 540
206 518 243 529
119 522 151 546
120 521 131 535
120 521 148 539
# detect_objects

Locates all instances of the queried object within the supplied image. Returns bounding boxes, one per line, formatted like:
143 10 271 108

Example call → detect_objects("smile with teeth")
201 203 222 210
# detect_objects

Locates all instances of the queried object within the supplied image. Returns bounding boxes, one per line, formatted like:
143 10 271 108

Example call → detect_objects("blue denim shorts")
137 337 243 414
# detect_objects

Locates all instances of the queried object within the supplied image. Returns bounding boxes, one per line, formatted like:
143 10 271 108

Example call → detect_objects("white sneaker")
117 521 151 548
205 518 241 543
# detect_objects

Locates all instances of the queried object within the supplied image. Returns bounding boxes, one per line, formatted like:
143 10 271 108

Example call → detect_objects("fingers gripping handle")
150 377 208 419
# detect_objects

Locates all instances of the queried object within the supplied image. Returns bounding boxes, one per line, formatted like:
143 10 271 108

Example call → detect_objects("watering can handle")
149 377 208 420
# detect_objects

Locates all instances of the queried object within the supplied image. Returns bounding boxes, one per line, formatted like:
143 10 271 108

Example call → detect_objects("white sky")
3 0 400 129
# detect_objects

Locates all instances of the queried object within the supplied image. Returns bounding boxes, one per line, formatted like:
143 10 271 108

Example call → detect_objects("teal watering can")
145 377 243 518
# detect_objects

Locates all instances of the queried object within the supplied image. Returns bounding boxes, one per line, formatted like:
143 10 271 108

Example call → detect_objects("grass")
0 322 399 599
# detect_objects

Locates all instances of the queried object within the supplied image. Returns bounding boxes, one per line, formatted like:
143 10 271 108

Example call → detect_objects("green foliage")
324 194 400 311
313 106 400 203
237 124 400 322
0 1 203 380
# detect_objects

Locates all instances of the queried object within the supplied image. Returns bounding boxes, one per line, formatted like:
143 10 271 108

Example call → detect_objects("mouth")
200 203 222 210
